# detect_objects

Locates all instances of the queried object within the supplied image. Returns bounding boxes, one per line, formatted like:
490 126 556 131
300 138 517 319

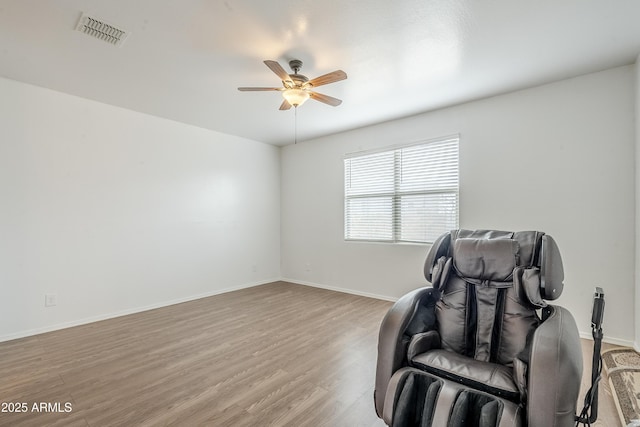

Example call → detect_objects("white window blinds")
344 136 459 243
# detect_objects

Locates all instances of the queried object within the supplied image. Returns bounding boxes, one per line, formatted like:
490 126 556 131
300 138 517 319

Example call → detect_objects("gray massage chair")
375 229 585 427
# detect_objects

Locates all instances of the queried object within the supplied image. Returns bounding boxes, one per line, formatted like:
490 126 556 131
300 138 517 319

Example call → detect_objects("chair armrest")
407 330 441 361
527 305 583 427
374 286 439 418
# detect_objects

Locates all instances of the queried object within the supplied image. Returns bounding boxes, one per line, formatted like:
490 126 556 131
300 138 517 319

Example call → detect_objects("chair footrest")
385 367 524 426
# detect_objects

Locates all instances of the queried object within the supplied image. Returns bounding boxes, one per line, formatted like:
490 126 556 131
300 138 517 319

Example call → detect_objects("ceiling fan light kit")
282 88 310 107
238 59 347 110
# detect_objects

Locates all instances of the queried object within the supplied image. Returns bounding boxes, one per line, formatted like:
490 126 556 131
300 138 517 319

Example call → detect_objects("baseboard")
579 331 635 348
0 278 280 343
281 277 398 302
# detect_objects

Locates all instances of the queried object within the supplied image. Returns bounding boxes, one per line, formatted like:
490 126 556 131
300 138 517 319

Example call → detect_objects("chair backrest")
424 229 564 366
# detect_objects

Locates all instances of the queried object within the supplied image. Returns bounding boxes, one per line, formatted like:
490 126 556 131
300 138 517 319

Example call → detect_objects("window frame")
343 135 460 244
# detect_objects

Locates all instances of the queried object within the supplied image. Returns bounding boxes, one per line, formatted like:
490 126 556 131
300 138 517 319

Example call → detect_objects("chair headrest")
424 229 564 300
452 238 518 282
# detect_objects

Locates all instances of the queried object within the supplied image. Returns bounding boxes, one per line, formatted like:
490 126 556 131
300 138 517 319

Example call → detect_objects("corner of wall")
635 53 640 351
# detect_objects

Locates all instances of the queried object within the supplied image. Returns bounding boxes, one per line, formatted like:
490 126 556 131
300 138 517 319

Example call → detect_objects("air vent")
75 13 129 47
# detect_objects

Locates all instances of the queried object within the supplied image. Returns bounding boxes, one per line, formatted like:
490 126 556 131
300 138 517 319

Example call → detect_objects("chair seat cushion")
411 349 520 402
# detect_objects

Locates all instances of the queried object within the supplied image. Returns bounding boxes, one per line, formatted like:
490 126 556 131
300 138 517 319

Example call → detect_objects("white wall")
0 77 281 341
281 65 636 345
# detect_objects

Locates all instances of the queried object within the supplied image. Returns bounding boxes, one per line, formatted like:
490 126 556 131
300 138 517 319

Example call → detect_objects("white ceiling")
1 1 640 146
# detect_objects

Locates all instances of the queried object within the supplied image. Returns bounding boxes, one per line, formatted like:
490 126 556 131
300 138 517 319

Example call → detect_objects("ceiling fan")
238 59 347 110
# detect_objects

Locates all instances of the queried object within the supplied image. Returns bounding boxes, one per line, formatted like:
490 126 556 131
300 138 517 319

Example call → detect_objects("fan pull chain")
294 106 298 144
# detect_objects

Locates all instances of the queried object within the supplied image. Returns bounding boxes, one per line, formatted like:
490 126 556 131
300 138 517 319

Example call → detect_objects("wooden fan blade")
279 99 292 110
307 70 347 87
264 60 292 84
309 91 342 107
238 87 282 91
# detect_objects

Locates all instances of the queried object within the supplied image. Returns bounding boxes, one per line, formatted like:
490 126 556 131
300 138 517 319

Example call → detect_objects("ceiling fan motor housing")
289 74 309 87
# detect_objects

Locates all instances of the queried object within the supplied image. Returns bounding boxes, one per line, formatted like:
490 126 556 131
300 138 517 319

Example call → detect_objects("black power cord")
575 287 605 427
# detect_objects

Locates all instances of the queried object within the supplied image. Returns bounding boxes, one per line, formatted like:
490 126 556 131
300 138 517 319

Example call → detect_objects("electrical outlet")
305 262 311 272
251 264 257 273
45 294 57 307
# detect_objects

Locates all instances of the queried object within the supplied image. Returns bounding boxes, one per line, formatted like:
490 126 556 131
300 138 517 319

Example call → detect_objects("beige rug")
602 348 640 426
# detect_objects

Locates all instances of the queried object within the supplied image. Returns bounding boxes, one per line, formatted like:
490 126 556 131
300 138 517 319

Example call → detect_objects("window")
344 135 459 244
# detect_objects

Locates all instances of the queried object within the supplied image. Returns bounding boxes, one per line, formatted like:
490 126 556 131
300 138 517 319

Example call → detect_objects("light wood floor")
0 281 622 426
